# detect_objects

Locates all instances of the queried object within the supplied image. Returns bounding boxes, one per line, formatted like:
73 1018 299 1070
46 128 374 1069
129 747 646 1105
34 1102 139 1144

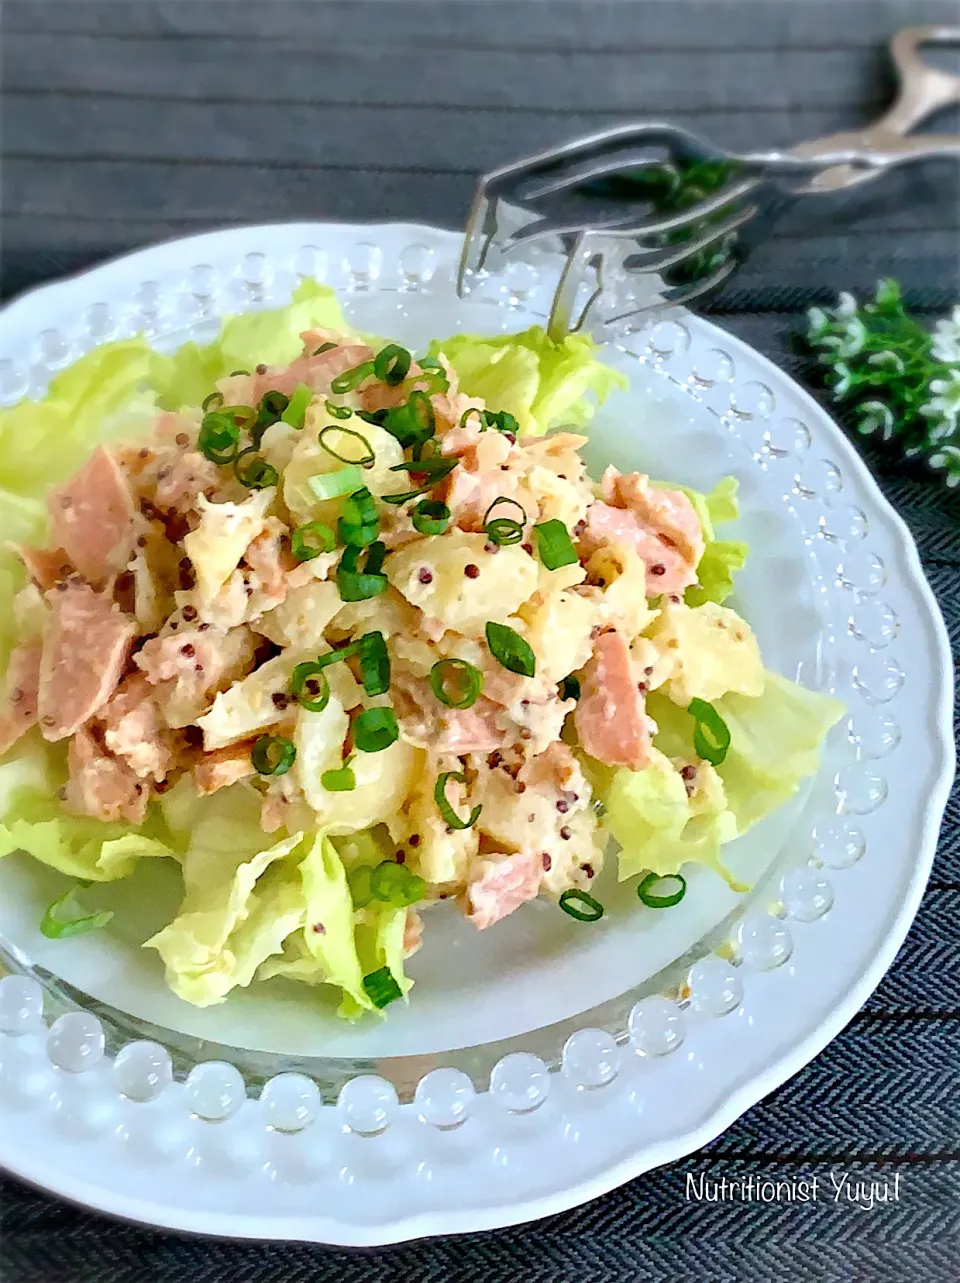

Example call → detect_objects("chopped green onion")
319 424 375 469
198 412 241 464
356 631 391 696
412 499 450 535
559 674 581 702
251 734 296 776
201 390 224 412
337 516 379 548
485 620 536 677
290 661 331 713
324 399 353 421
688 697 731 766
363 965 403 1009
358 407 388 428
291 521 336 561
558 889 604 922
39 886 113 940
330 360 375 394
380 391 436 451
389 457 457 479
416 356 449 390
313 341 337 355
533 518 579 570
253 390 290 445
348 863 373 907
308 464 366 502
230 369 250 377
321 763 357 791
429 658 482 709
637 872 687 909
354 706 399 753
434 770 482 830
484 409 519 435
234 448 278 489
460 407 485 429
337 542 388 601
370 860 425 907
483 496 527 546
374 343 412 386
342 487 379 528
281 382 312 428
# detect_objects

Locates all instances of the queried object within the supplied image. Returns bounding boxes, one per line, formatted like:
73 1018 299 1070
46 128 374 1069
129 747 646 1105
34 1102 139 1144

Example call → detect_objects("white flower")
931 306 960 365
867 350 905 374
835 316 868 359
928 445 960 486
831 362 853 397
836 291 858 319
921 368 960 437
858 400 895 439
807 306 830 337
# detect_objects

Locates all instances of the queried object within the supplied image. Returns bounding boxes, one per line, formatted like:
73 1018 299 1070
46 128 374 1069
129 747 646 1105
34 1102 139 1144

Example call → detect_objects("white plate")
0 223 952 1244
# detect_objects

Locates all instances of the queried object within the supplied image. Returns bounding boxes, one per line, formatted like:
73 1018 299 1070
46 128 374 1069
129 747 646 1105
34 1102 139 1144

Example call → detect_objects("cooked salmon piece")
465 850 541 929
38 581 136 741
192 741 257 796
134 624 258 728
65 725 149 825
0 640 43 755
601 468 704 565
12 544 74 591
243 519 289 605
574 628 651 771
403 907 423 957
153 452 219 514
578 502 695 596
47 446 135 582
101 674 173 781
253 341 374 402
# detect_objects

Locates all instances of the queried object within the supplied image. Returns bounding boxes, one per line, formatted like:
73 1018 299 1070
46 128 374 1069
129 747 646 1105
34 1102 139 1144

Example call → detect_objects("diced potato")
283 412 404 524
387 531 538 635
646 599 764 705
255 580 342 649
517 589 594 685
306 736 423 834
183 490 274 604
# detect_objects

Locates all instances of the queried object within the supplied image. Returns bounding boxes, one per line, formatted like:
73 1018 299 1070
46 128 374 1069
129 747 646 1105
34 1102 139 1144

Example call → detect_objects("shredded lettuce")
428 325 626 435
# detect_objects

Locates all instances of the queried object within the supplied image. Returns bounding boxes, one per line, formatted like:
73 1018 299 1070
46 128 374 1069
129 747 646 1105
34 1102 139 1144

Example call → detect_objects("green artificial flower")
804 279 960 488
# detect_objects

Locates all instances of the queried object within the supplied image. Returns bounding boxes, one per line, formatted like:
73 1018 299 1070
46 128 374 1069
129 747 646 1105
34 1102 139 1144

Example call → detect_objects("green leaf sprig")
805 279 960 489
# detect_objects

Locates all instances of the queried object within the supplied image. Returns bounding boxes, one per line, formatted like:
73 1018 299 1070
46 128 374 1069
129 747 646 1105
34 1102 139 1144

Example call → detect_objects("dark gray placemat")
1 3 958 1280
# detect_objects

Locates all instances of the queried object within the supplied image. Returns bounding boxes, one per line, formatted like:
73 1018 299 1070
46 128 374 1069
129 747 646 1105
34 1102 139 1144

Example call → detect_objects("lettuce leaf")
596 673 842 888
681 476 749 608
428 325 626 435
149 280 349 410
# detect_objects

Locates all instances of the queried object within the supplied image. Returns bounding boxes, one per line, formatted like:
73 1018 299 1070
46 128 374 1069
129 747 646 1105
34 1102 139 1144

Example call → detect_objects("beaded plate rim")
0 223 952 1244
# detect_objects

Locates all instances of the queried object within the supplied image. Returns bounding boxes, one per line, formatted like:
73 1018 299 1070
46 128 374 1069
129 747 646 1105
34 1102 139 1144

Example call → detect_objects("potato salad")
0 282 842 1016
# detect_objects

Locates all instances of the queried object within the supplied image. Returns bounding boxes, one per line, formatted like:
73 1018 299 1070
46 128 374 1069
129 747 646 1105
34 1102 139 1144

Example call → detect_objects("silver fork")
457 25 960 340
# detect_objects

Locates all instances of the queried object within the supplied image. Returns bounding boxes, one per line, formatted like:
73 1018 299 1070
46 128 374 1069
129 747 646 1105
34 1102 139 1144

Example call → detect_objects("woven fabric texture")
0 3 958 1280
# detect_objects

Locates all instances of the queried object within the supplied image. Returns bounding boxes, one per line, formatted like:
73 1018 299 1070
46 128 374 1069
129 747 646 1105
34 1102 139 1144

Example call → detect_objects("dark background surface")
1 2 958 1280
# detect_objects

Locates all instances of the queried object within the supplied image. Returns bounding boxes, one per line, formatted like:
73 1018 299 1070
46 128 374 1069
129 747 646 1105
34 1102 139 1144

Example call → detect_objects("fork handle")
878 25 960 135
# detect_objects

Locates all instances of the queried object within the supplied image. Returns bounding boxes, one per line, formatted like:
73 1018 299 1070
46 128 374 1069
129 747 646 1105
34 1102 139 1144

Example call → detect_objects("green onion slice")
281 382 312 429
412 499 450 535
370 860 425 907
483 409 519 435
347 863 373 907
533 518 579 570
201 390 224 412
330 360 375 395
324 399 353 421
416 356 449 390
337 542 389 601
308 464 366 502
253 390 290 445
429 658 482 710
291 521 336 561
251 734 296 776
363 965 403 1009
39 887 114 940
382 455 457 505
321 763 357 792
356 631 391 696
290 661 331 712
483 496 527 546
230 369 250 377
558 889 605 922
485 620 536 677
637 872 687 909
313 341 337 355
460 407 485 429
559 674 581 702
198 412 241 464
380 391 436 451
688 697 731 766
354 706 399 753
374 344 412 386
319 424 375 468
434 770 482 830
234 448 279 489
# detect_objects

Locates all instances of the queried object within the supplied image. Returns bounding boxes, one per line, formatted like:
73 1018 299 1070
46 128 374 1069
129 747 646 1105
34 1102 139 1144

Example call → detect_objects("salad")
0 282 842 1018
